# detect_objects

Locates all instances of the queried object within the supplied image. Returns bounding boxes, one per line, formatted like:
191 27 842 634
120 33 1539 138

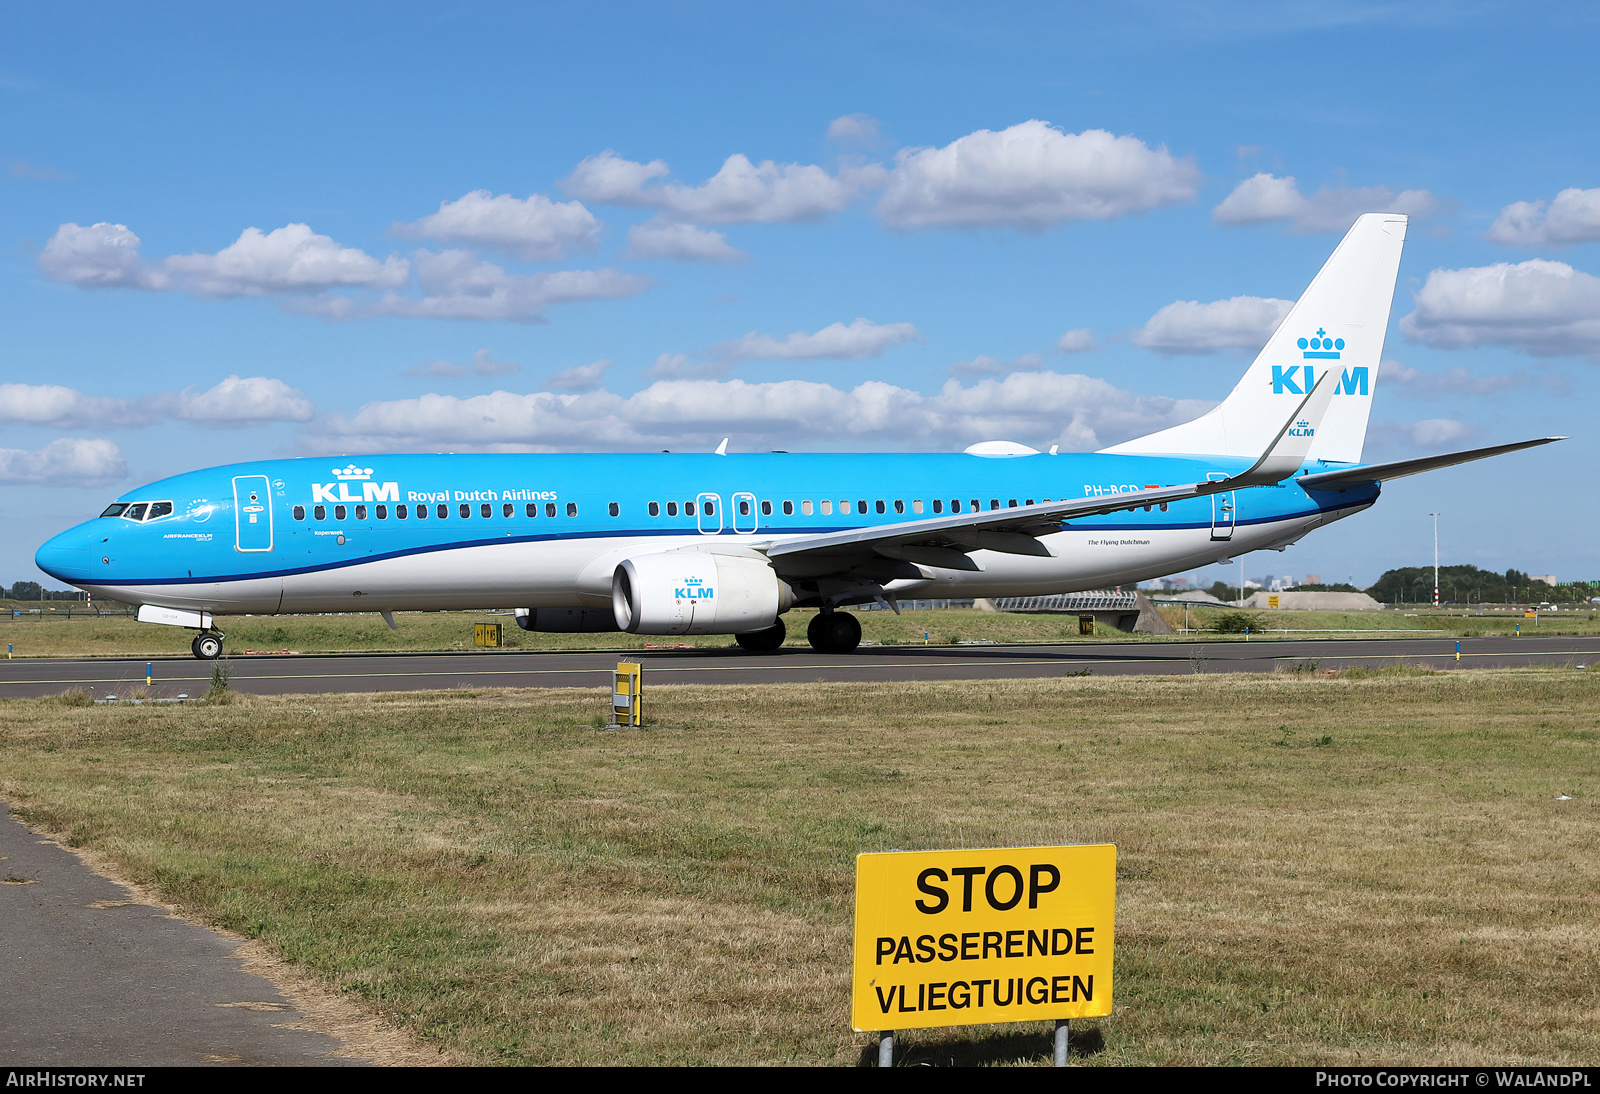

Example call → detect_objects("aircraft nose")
35 525 96 583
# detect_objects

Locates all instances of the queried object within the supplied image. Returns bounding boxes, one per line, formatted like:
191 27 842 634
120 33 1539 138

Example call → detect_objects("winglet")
714 438 729 456
1223 369 1336 489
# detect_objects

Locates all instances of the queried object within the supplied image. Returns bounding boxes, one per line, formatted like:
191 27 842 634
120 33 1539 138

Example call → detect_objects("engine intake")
612 551 793 635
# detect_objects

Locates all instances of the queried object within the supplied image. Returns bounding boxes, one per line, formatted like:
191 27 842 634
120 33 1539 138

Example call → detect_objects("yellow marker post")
473 622 502 648
853 844 1115 1062
612 661 642 727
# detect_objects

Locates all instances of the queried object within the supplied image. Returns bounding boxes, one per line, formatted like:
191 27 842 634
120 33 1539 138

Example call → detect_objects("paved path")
1 636 1597 698
0 806 362 1066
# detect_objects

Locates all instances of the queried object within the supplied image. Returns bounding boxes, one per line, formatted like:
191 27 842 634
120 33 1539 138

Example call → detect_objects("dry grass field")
5 603 1600 660
1 670 1596 1065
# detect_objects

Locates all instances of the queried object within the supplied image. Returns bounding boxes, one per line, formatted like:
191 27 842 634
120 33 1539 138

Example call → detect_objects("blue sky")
4 1 1598 589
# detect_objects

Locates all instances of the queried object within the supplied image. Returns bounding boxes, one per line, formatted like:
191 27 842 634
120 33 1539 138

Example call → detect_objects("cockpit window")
124 503 148 521
147 501 173 520
100 503 129 518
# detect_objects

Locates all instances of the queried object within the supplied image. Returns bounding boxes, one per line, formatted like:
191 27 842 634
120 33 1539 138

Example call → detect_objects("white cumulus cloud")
1054 328 1096 353
827 113 882 146
392 190 601 260
167 375 315 424
545 359 614 392
41 218 648 324
624 219 744 262
1399 259 1600 358
947 353 1043 377
712 318 923 362
305 370 1212 456
877 121 1199 231
37 223 167 290
164 224 410 296
1133 296 1293 355
1370 418 1477 451
564 150 871 224
0 383 149 427
0 438 126 485
369 250 649 322
1213 173 1438 233
0 378 313 428
1384 361 1556 398
1486 187 1600 247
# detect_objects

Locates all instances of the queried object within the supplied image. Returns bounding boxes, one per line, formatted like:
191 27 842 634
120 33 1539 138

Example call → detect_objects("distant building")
1304 573 1322 585
1531 574 1559 586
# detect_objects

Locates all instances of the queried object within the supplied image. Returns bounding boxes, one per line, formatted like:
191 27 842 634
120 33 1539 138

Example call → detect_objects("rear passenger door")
696 492 722 535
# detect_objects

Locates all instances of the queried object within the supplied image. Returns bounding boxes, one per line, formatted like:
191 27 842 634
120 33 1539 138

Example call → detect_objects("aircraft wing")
765 378 1335 570
1297 436 1565 492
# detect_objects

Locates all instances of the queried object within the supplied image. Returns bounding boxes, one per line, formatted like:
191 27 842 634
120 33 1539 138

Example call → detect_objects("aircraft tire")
192 633 223 660
807 611 861 653
735 619 786 652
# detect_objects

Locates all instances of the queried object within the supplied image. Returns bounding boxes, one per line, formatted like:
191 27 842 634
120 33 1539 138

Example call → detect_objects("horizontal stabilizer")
1297 437 1565 491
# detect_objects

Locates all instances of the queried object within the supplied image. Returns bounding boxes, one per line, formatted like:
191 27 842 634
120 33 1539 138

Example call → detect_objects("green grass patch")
2 670 1597 1065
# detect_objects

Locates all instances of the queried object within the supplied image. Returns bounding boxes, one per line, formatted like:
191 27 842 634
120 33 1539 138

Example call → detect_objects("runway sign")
852 844 1115 1031
474 622 502 648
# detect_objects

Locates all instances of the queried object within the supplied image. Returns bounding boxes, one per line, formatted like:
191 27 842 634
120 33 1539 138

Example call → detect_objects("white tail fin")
1104 212 1407 464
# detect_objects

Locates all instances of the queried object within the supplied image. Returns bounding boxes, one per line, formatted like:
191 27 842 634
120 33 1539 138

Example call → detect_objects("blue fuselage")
36 451 1378 616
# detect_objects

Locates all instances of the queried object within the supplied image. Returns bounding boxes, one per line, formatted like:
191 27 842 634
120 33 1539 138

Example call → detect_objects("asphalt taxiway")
0 806 362 1066
1 636 1596 699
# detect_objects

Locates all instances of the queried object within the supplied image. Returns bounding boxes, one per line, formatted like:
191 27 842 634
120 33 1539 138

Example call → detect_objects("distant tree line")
1367 566 1595 605
4 582 86 602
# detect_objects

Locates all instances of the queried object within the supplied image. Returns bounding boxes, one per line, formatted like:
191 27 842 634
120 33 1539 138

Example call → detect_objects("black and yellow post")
611 661 642 727
1078 616 1095 637
473 622 502 648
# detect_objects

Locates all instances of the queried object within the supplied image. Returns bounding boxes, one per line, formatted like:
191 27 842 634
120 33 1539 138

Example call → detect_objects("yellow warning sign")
851 845 1115 1031
474 622 502 648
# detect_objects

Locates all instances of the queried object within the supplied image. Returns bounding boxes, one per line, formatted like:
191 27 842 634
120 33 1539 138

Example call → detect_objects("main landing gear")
735 619 786 653
191 632 224 660
807 611 861 654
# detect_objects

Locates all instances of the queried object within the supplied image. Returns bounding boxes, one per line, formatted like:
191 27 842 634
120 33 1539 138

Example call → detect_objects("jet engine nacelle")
612 551 793 635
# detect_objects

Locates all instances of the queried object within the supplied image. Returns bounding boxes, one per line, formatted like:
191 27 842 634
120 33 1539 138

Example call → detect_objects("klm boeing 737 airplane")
35 214 1561 659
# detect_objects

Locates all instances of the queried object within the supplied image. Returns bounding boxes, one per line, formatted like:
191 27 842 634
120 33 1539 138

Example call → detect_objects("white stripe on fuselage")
83 508 1357 616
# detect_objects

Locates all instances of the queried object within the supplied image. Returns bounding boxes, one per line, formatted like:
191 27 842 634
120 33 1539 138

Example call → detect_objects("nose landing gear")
806 611 861 654
191 632 224 660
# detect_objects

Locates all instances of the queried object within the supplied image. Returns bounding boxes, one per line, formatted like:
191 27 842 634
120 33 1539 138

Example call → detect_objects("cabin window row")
641 498 1048 518
289 495 1063 524
291 501 584 521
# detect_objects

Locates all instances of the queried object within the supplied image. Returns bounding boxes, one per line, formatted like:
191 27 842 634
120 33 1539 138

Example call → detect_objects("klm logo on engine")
675 577 715 601
1288 418 1314 438
311 465 400 504
1272 365 1369 397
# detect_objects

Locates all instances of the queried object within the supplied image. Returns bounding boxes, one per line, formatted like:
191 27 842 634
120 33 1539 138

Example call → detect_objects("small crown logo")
333 464 373 480
1298 328 1344 359
684 576 703 585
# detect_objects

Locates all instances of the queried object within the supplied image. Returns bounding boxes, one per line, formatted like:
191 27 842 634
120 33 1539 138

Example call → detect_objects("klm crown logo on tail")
1273 331 1367 397
1299 329 1344 359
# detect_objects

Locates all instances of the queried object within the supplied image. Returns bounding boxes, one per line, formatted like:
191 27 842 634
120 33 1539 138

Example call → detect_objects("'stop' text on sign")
851 844 1115 1032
